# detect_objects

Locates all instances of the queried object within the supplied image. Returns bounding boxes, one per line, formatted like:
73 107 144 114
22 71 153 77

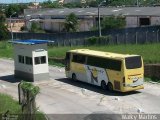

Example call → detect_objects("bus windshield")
125 56 142 69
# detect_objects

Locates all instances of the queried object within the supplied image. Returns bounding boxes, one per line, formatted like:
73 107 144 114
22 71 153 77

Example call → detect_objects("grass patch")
0 41 160 64
0 93 20 114
0 41 13 58
48 43 160 64
145 77 160 83
0 93 46 120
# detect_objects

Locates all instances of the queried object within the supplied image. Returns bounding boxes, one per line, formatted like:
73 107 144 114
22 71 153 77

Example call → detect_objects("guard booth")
12 40 49 82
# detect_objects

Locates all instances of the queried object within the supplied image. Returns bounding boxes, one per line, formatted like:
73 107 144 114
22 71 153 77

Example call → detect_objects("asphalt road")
0 58 160 120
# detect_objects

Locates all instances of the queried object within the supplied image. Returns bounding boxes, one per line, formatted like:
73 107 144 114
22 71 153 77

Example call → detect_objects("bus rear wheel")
101 81 107 90
72 73 77 81
107 82 113 92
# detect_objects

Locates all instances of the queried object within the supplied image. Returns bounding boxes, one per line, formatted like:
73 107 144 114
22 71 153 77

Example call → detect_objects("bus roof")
69 49 139 60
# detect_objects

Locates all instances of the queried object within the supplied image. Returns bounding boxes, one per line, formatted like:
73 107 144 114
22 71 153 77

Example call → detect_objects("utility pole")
98 0 106 37
98 6 101 37
137 0 139 7
10 12 16 41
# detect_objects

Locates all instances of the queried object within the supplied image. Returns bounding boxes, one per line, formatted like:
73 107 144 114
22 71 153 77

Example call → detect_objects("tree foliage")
5 4 27 18
40 0 61 8
83 0 160 7
0 11 6 23
20 81 40 96
85 36 112 45
63 2 83 8
101 15 126 29
87 1 98 7
40 0 160 8
30 22 45 33
64 13 79 32
0 10 9 40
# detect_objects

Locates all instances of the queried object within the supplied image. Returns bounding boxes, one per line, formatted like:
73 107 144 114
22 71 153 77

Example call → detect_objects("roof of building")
25 7 160 17
69 49 139 59
10 40 49 45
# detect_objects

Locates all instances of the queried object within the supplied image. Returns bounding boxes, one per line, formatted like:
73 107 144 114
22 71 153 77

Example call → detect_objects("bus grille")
114 81 120 90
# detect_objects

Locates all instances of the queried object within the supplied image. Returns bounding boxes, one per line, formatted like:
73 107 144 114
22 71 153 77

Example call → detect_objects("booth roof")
10 40 50 45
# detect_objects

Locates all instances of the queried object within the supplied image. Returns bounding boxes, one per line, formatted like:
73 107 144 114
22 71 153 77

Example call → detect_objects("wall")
32 50 49 74
123 16 160 28
26 15 160 32
145 64 160 79
126 16 138 27
151 16 160 26
14 44 34 74
27 19 94 32
13 26 160 46
79 19 94 31
14 44 48 74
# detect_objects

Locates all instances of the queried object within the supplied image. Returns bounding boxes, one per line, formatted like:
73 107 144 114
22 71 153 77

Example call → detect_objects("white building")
12 40 49 82
24 7 160 32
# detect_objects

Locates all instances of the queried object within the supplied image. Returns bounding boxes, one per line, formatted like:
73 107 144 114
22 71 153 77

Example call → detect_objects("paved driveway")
0 59 160 120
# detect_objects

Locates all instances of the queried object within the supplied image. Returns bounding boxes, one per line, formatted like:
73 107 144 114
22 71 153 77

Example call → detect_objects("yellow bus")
65 49 144 92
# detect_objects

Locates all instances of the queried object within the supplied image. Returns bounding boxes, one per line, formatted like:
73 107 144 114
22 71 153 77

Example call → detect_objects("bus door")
106 59 123 91
71 54 87 82
65 52 71 71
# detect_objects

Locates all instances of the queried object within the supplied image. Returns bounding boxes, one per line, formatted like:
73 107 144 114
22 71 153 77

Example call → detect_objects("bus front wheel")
101 81 107 90
107 82 113 91
72 73 77 81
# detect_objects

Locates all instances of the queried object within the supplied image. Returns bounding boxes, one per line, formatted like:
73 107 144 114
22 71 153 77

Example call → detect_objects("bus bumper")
121 85 144 92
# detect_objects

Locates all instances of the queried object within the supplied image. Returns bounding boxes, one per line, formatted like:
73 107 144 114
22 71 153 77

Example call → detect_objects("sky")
0 0 53 3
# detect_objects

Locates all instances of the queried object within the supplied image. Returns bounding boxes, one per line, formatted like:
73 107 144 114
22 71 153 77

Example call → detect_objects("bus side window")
87 56 97 66
87 56 121 71
106 59 122 71
72 54 86 64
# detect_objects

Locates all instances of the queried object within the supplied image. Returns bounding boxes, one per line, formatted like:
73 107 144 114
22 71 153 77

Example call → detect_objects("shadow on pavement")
54 78 141 96
0 75 21 83
47 114 120 120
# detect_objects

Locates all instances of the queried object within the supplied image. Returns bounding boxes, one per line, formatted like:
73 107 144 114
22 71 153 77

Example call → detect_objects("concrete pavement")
0 58 160 120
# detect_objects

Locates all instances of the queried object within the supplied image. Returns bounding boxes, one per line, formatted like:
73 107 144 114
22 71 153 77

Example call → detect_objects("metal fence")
13 26 160 46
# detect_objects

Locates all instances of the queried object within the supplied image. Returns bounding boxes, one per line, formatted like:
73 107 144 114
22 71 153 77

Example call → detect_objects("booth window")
34 56 46 65
25 56 32 65
18 55 24 63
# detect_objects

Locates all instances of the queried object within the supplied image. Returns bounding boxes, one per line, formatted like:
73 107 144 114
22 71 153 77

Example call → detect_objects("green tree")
102 0 159 6
0 11 6 23
63 2 82 8
0 11 9 40
19 4 28 15
87 0 98 7
40 0 61 8
64 13 79 32
101 15 126 29
30 22 45 33
5 4 27 18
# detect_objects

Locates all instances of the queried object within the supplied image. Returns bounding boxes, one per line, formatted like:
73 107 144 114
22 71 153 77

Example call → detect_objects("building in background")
24 7 160 32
